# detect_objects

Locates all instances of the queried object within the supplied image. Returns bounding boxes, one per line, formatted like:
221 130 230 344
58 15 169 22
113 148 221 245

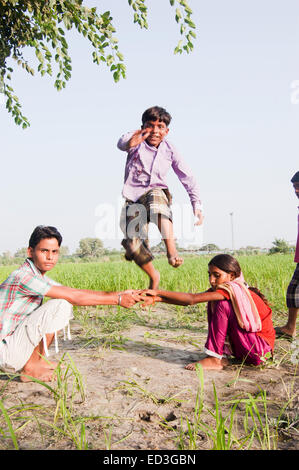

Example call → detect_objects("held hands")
117 289 160 308
127 129 150 149
140 289 161 307
118 290 144 308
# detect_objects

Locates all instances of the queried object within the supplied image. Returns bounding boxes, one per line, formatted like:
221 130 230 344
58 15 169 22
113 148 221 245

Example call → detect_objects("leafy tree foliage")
14 247 28 258
199 243 220 252
268 238 291 255
76 237 104 259
0 0 196 128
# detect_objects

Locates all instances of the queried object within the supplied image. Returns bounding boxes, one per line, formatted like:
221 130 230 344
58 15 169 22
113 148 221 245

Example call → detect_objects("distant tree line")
0 238 121 265
0 237 295 265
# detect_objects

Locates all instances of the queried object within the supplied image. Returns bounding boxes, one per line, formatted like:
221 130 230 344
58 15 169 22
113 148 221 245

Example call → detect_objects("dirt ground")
0 305 298 451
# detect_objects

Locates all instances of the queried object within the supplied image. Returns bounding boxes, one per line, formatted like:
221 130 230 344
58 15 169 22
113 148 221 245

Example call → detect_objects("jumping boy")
0 225 142 382
275 170 299 339
118 106 203 288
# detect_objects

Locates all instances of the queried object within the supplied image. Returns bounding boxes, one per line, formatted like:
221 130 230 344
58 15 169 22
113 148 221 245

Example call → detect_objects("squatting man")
0 225 144 383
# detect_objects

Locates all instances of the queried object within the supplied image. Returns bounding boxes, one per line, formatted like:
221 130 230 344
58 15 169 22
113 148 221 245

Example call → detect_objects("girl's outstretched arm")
143 289 226 306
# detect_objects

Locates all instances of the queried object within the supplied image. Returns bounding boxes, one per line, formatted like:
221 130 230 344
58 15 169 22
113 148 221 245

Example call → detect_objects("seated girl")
143 254 275 371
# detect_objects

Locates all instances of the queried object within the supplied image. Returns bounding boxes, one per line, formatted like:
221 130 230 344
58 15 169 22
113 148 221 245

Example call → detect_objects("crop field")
0 254 298 451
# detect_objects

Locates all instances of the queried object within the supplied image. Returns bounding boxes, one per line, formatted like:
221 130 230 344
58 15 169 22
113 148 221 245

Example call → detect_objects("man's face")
27 237 60 274
293 182 299 200
142 119 169 148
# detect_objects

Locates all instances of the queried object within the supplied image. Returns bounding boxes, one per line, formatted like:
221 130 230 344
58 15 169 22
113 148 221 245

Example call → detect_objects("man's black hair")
29 225 62 249
291 171 299 183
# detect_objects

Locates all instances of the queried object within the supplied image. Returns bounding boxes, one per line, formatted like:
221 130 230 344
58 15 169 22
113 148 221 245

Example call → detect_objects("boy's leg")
275 308 298 338
158 215 183 268
276 264 299 338
121 199 161 288
139 261 160 289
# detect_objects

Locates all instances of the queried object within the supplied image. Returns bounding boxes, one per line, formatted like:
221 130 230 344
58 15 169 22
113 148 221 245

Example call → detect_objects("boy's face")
293 182 299 199
142 119 169 148
27 237 60 274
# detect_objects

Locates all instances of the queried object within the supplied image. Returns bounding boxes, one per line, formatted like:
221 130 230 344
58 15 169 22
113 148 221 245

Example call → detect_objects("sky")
0 0 299 255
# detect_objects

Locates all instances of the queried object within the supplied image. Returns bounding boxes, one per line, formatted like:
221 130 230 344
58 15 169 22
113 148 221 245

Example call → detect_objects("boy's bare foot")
149 270 160 289
274 326 295 339
167 254 183 268
20 363 56 383
185 356 229 371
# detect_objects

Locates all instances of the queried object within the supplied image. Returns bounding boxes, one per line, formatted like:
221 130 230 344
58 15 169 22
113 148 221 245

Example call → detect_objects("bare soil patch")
0 305 298 451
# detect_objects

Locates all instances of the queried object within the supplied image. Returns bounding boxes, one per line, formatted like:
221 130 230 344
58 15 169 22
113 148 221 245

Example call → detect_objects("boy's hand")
128 129 150 149
194 209 204 226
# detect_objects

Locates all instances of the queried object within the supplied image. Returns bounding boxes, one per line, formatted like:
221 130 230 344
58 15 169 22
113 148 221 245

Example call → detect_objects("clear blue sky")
0 0 298 254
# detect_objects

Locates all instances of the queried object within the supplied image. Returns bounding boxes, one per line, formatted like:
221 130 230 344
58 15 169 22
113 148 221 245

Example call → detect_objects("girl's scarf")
218 274 262 332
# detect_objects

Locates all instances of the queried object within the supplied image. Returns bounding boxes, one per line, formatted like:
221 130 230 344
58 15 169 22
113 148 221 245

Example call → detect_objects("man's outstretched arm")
46 285 141 308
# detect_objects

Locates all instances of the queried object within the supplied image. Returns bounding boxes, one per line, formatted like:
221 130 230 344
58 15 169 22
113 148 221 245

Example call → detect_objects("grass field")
0 253 294 332
0 252 292 310
0 254 297 451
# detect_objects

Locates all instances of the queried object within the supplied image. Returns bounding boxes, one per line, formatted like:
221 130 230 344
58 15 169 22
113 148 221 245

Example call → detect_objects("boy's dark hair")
291 171 299 183
141 106 172 127
29 225 63 249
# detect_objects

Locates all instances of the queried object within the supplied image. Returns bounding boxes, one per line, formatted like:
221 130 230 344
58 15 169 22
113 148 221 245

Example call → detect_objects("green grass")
0 254 296 450
0 253 293 312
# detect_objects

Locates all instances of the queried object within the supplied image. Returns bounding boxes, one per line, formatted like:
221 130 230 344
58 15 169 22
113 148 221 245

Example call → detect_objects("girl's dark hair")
208 254 270 306
141 106 171 127
29 225 62 249
208 254 241 278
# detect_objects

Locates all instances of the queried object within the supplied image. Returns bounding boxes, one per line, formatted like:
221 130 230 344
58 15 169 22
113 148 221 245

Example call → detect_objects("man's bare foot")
167 254 183 268
185 356 229 371
20 364 56 383
43 359 58 370
149 270 160 289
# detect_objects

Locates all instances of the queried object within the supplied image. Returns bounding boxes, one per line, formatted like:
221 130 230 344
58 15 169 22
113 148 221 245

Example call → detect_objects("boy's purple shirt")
117 131 202 212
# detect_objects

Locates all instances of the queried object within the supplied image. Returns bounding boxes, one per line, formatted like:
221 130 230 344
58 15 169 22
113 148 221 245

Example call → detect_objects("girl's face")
208 264 236 290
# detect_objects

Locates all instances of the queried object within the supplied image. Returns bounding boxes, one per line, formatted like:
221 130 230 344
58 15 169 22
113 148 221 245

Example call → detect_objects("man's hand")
194 209 204 226
118 290 144 308
127 129 150 149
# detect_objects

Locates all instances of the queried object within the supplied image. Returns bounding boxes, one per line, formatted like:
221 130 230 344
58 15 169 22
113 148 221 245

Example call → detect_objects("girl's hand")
140 290 162 308
142 289 158 297
140 296 156 308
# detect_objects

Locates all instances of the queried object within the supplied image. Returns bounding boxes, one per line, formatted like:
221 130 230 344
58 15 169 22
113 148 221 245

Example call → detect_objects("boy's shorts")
0 299 73 372
120 188 172 266
286 264 299 309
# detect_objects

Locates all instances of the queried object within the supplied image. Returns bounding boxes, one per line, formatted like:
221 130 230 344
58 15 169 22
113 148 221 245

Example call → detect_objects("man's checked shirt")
0 259 57 340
